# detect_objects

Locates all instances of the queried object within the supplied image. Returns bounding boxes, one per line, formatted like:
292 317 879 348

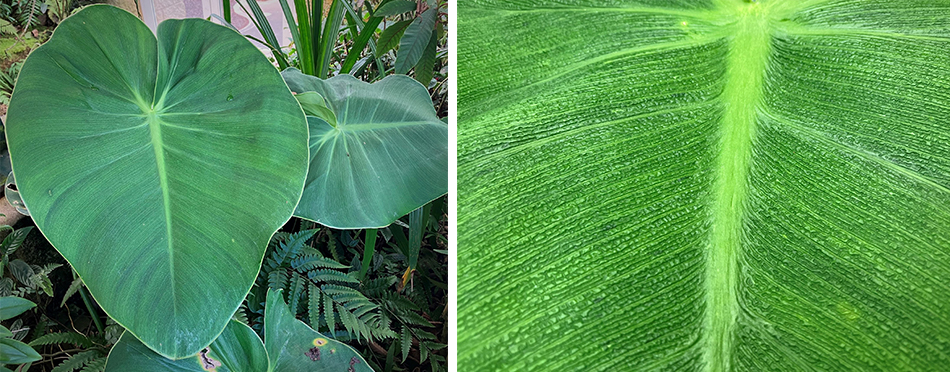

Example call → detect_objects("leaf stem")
358 228 377 280
78 285 105 335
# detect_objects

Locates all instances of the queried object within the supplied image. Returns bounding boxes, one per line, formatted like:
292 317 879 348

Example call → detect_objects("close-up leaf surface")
282 68 448 229
458 0 950 370
5 5 309 359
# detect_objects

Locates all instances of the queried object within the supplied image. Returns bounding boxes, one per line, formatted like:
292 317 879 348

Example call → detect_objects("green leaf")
0 325 11 338
413 30 438 86
0 226 32 256
6 259 33 287
322 291 336 338
458 0 950 370
375 20 412 58
6 5 308 358
282 69 448 229
394 7 437 74
294 92 338 127
374 0 416 17
105 320 268 372
60 275 83 307
398 324 410 362
265 289 373 372
0 296 35 320
0 338 41 364
29 332 94 348
50 350 101 372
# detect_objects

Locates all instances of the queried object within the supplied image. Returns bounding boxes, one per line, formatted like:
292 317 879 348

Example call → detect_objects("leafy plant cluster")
226 0 447 116
0 0 95 33
246 197 448 372
1 225 124 372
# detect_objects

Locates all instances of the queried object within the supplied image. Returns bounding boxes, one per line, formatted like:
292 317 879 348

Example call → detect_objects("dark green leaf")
0 338 41 364
413 30 438 86
0 226 31 256
375 20 412 58
374 0 416 17
0 296 34 320
394 7 436 74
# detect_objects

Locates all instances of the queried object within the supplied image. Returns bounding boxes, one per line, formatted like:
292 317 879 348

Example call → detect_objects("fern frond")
291 253 349 271
267 269 289 294
307 283 320 330
79 356 106 372
337 302 369 341
51 350 101 372
429 354 446 372
306 269 358 285
271 229 318 267
60 275 83 307
29 332 94 348
362 277 397 296
232 304 249 325
414 329 437 341
399 324 411 362
323 291 336 338
322 284 366 301
398 311 434 328
288 272 306 315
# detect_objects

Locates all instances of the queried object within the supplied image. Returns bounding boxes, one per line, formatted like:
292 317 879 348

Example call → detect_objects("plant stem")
79 285 105 334
358 228 377 280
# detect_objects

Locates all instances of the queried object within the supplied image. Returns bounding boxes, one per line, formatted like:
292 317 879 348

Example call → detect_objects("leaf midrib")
146 110 178 321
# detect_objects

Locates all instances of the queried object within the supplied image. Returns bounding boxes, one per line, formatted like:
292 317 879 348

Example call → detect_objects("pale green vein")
469 100 714 166
779 25 950 42
340 121 440 131
464 36 723 120
762 111 950 196
492 6 717 20
704 6 772 372
146 111 178 320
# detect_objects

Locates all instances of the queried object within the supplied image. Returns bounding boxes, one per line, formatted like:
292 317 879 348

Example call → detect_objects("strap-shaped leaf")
6 5 308 358
282 68 447 229
459 0 950 370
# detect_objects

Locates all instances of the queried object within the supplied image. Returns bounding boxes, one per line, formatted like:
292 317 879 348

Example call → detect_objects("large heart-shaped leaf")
282 68 447 229
5 5 308 358
105 289 372 372
459 0 950 370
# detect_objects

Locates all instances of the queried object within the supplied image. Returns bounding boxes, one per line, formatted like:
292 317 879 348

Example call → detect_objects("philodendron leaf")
282 68 447 229
264 288 373 372
105 320 269 372
6 5 308 358
459 0 950 371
